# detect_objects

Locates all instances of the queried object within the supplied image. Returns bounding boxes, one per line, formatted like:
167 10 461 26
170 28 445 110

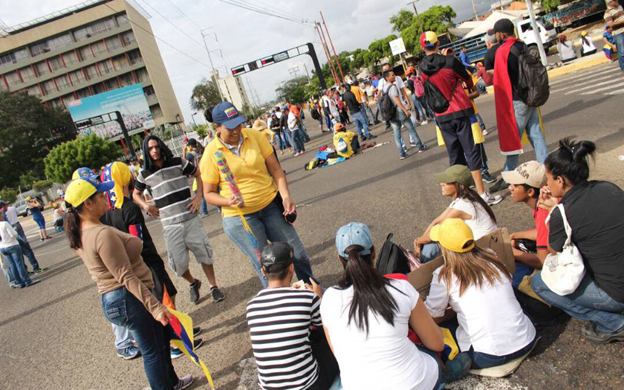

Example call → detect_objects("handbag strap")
546 204 573 246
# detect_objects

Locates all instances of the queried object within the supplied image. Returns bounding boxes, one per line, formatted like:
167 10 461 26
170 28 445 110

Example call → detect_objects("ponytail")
457 184 497 224
545 137 596 185
338 245 400 334
64 203 84 250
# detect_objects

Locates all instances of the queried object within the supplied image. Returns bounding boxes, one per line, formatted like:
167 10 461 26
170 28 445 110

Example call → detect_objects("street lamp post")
407 1 424 34
191 112 198 128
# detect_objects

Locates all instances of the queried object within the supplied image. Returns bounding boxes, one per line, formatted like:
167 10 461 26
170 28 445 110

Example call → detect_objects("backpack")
311 107 320 120
376 233 419 275
378 84 398 121
423 56 458 114
510 45 550 107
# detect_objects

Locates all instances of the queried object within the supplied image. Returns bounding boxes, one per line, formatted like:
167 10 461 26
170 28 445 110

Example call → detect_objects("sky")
1 0 492 125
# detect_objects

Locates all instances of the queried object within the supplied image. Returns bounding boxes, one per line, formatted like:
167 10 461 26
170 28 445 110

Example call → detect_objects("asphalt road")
2 62 623 390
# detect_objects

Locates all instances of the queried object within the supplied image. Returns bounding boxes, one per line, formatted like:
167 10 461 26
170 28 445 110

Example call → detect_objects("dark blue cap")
211 102 247 130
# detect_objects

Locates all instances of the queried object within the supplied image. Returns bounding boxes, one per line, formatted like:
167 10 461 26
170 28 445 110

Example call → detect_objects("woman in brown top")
63 176 193 390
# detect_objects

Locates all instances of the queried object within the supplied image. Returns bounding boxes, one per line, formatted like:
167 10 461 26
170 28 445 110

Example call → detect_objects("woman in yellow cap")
579 31 597 56
424 218 537 370
64 176 194 390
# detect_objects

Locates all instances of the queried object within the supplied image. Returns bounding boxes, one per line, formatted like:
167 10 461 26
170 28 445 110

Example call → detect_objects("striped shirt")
246 287 322 390
135 157 196 227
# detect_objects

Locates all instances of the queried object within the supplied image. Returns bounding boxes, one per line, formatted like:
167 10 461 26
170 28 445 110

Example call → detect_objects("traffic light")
74 119 92 128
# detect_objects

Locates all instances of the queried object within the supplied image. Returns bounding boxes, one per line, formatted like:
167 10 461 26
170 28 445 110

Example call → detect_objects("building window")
55 75 70 90
93 83 105 94
98 60 113 74
0 48 29 69
135 68 149 83
4 71 22 88
48 56 64 72
119 73 134 87
76 88 91 99
106 36 122 51
121 31 136 45
27 85 42 98
112 54 129 70
63 51 79 67
30 41 50 57
78 46 93 61
49 98 63 108
117 14 130 25
19 66 36 82
34 61 49 76
105 78 119 90
144 85 155 96
42 80 57 94
69 70 86 85
84 64 98 80
47 33 73 51
151 104 163 118
74 17 116 41
91 41 107 56
128 50 143 65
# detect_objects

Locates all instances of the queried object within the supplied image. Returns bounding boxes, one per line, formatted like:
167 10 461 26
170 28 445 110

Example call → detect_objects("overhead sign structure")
66 83 154 140
389 38 407 56
229 43 327 89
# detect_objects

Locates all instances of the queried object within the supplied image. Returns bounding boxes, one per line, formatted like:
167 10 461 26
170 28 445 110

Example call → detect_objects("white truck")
515 18 559 57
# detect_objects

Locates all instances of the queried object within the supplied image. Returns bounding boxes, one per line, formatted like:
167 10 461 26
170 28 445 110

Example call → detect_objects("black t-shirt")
101 197 163 268
549 181 624 303
484 41 525 100
342 90 361 113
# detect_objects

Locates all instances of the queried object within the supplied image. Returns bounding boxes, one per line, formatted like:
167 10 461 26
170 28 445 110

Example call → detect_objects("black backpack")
311 107 320 120
378 84 398 121
511 45 550 107
423 56 458 114
376 233 412 275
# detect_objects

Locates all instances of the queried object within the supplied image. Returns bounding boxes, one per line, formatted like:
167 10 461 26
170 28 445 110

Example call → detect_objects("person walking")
185 139 210 217
0 213 39 288
419 31 498 204
343 83 375 140
202 102 316 288
133 135 225 305
604 0 624 71
0 201 43 274
63 176 194 390
26 196 51 241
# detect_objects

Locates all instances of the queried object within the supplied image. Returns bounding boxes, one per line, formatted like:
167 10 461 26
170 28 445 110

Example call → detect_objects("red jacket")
419 54 475 123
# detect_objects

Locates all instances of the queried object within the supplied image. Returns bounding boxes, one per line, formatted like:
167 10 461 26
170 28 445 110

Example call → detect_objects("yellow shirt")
200 129 278 217
350 85 366 104
333 131 356 158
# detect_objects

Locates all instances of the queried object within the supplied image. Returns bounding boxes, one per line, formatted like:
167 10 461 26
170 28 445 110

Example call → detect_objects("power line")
217 0 314 26
135 0 204 46
164 0 203 31
102 3 210 68
238 0 311 22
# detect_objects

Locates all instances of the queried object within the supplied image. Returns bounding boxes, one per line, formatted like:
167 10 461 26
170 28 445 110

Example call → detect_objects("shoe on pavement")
582 323 624 344
410 142 418 147
421 120 428 125
489 179 509 193
441 352 472 383
193 327 201 337
170 346 184 359
211 286 225 302
9 283 19 288
117 346 141 360
418 145 428 153
193 338 204 350
174 375 194 390
481 192 503 206
400 155 407 160
481 172 497 184
368 134 377 139
189 279 201 304
25 280 40 287
482 129 489 136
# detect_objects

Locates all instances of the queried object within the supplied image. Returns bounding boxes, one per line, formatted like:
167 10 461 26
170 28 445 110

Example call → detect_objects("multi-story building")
213 71 252 111
0 0 184 130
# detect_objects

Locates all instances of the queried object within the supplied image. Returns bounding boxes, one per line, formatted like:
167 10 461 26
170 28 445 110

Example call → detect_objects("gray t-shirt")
557 41 577 61
384 82 403 107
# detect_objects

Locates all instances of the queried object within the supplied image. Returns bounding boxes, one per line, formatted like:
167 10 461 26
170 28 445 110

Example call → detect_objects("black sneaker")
489 179 509 193
193 338 204 350
189 280 201 304
211 286 225 302
482 172 497 184
418 145 428 153
368 134 377 139
25 280 40 287
193 327 201 337
582 323 624 344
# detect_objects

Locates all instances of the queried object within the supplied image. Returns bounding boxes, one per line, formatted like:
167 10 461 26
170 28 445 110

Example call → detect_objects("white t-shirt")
378 77 408 106
320 279 439 390
425 265 536 356
0 220 19 249
579 37 596 54
4 206 19 225
449 197 498 240
287 111 299 130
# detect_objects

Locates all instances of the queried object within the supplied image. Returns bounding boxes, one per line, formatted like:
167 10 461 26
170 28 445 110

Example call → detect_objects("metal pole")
201 30 224 101
191 113 198 127
408 1 423 34
302 63 311 81
470 0 479 20
320 11 345 83
315 23 340 86
525 0 548 66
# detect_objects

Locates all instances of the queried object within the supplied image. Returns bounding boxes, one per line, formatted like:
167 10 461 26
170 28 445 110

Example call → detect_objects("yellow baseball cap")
65 176 114 208
72 167 95 180
420 31 439 48
430 218 475 253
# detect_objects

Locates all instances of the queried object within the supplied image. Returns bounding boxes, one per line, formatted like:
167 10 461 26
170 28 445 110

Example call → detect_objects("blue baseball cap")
336 222 374 258
211 102 247 130
72 167 95 180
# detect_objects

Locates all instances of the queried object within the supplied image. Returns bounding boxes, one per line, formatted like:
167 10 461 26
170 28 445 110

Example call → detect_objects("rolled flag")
168 308 215 389
214 150 245 207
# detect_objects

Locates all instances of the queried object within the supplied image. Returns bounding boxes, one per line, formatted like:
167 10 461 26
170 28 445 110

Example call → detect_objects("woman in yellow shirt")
201 102 316 288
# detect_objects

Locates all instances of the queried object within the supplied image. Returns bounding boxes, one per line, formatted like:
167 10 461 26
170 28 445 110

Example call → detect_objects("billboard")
67 84 155 140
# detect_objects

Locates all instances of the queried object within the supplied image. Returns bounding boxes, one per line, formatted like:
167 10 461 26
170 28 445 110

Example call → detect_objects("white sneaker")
482 129 489 136
481 192 503 206
421 120 428 125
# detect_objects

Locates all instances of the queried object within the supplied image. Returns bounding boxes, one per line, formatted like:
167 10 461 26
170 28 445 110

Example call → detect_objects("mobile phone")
285 211 297 225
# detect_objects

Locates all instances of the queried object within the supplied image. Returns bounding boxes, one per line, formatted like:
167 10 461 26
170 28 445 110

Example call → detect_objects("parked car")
13 198 28 217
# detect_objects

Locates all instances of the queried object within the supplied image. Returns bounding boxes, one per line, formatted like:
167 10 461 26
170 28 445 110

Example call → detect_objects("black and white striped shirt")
246 287 322 390
135 157 196 226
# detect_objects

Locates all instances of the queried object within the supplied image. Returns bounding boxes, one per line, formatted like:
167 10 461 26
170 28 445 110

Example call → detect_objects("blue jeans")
352 111 370 138
13 222 40 271
503 100 549 171
283 128 293 150
0 245 32 287
290 127 306 153
532 271 624 333
615 33 624 71
113 324 135 349
470 337 537 369
324 113 333 130
222 198 315 288
362 103 375 123
389 110 424 157
420 243 441 264
102 287 179 390
411 94 426 121
1 255 15 284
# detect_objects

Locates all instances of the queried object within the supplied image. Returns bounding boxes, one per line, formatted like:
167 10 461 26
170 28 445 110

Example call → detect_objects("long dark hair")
545 137 596 185
337 245 400 334
581 35 590 47
64 203 85 249
456 183 497 224
142 135 174 171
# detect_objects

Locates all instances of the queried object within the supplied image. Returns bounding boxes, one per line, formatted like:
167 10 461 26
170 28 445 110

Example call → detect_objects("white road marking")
548 65 618 86
565 79 624 94
551 72 620 93
580 81 624 95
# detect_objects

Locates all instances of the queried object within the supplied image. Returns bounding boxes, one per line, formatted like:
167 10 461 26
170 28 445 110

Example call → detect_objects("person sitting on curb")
246 243 339 390
425 218 537 370
414 165 499 264
531 138 624 344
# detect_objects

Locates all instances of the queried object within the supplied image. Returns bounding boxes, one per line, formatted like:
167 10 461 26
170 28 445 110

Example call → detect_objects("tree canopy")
190 77 222 114
275 77 310 104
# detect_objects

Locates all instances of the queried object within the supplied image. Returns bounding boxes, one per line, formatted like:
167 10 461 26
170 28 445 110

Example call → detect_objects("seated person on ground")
246 243 338 390
414 165 499 263
503 161 553 287
425 218 537 370
327 123 375 159
321 222 464 389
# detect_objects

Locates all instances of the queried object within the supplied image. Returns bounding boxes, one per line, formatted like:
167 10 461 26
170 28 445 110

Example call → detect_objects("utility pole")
320 11 345 83
201 29 224 101
289 66 300 79
315 22 340 86
470 0 479 20
407 1 423 34
525 0 548 66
